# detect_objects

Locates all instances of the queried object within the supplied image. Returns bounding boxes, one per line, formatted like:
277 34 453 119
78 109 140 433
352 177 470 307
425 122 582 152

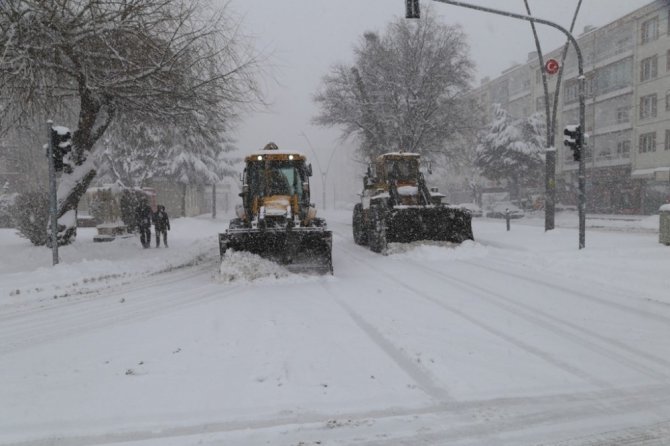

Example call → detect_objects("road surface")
1 212 669 445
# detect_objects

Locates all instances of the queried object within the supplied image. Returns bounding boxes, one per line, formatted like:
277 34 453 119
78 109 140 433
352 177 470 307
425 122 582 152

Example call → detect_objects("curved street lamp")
299 132 338 211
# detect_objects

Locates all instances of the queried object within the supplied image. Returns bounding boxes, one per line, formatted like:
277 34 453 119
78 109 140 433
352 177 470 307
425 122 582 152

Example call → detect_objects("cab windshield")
385 159 417 182
247 160 304 199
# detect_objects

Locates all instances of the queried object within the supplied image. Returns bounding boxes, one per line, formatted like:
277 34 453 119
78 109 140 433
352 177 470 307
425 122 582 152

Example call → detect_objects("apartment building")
473 0 670 214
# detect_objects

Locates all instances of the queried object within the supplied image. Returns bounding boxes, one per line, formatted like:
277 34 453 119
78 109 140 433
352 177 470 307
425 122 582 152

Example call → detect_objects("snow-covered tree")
96 115 171 189
475 104 545 198
0 0 262 244
313 7 474 162
97 110 240 216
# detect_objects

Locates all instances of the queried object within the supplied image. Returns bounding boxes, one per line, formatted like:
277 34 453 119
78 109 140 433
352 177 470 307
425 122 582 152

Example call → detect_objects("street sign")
545 58 560 75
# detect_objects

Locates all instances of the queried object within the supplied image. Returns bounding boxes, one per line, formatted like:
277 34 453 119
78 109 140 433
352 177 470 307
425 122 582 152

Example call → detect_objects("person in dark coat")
136 202 153 248
154 205 170 247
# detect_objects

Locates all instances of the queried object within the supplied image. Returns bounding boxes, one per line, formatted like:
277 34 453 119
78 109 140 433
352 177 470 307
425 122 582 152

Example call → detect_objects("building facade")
473 0 670 214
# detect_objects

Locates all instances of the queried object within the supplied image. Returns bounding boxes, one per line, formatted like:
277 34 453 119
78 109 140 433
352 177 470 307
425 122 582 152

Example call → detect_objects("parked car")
485 202 525 219
458 202 483 217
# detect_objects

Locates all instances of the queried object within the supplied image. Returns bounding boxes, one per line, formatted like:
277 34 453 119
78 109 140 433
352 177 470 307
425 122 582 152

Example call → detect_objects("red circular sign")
545 58 560 75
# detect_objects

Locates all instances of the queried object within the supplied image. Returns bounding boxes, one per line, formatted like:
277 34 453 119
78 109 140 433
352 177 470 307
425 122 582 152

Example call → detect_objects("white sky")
226 0 651 178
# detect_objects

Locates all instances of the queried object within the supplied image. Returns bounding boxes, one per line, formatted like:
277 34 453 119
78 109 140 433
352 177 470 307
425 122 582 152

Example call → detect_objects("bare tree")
313 8 474 163
0 0 262 244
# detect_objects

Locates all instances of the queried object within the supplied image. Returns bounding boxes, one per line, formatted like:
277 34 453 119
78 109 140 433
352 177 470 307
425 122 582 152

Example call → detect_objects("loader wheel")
352 203 368 246
368 204 388 254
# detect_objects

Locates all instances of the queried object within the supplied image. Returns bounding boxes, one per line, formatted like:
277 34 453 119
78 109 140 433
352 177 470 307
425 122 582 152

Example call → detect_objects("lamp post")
299 132 337 211
407 0 586 248
46 120 59 265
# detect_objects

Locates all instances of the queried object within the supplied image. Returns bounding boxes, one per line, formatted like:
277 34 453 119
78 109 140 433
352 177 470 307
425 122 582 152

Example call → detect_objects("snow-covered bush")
12 191 49 245
0 191 18 228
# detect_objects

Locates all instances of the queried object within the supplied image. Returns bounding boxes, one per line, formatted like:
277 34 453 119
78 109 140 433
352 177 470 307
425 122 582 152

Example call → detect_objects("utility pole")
300 132 338 212
46 120 59 265
406 0 587 248
212 183 217 218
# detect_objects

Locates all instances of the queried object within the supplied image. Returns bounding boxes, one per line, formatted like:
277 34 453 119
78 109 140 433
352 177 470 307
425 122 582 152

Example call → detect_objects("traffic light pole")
578 75 586 249
418 0 586 248
47 120 59 265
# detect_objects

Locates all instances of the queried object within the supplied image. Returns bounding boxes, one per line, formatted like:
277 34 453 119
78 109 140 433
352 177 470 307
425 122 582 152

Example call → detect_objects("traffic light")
406 0 420 19
563 124 581 162
51 126 72 173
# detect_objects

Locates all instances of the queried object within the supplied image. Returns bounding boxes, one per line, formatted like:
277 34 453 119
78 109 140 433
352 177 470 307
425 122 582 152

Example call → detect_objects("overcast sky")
224 0 651 201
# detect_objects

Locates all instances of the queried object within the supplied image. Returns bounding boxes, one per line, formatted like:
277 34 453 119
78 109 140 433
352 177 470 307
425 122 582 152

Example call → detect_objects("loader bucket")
385 206 473 244
219 227 333 275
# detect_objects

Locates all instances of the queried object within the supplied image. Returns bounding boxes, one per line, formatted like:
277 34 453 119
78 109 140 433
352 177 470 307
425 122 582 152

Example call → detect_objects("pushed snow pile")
219 250 292 283
387 240 487 261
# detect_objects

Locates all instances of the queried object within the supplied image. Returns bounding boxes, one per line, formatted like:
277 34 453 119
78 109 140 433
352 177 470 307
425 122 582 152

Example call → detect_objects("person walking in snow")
154 205 170 247
136 202 153 248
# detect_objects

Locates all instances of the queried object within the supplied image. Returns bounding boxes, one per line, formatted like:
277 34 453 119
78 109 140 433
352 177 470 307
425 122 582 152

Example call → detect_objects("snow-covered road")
1 211 670 445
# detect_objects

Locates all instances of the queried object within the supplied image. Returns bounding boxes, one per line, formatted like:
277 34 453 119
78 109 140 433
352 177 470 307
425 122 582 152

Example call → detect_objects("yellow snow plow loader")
219 143 333 274
352 152 474 253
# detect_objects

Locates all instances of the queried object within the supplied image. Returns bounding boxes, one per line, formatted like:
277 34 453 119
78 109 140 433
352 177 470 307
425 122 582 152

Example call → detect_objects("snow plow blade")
219 227 333 275
385 206 473 243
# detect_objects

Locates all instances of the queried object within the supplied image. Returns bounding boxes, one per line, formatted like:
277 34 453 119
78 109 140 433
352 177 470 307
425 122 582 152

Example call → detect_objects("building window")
616 107 629 124
617 140 631 158
564 81 579 104
640 55 658 81
640 94 657 120
639 132 656 153
666 130 670 151
595 57 633 95
615 36 632 55
641 16 659 44
667 90 670 111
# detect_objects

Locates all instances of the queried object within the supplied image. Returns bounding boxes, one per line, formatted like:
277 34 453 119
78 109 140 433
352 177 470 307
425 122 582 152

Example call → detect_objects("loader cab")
241 151 311 220
374 153 421 187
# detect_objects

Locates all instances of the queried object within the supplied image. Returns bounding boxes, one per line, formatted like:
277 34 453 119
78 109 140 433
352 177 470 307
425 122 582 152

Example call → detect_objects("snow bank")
0 215 226 307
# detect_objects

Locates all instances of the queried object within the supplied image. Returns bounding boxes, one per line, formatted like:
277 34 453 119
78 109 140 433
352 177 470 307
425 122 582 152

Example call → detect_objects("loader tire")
352 203 368 246
368 204 388 254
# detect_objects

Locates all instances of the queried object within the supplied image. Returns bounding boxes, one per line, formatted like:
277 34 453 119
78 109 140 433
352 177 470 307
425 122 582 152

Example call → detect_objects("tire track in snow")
461 257 670 325
0 271 240 354
319 281 453 404
0 252 219 323
0 261 217 333
409 260 670 382
5 384 670 446
335 242 615 391
538 420 670 446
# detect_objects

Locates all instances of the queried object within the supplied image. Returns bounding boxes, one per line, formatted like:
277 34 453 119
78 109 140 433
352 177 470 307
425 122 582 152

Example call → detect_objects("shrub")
0 192 17 228
12 191 50 246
